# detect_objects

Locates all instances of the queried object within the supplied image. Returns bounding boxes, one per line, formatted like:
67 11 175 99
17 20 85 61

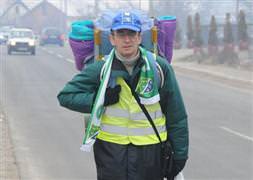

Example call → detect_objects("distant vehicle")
39 27 64 46
7 28 36 55
0 33 6 44
0 26 13 44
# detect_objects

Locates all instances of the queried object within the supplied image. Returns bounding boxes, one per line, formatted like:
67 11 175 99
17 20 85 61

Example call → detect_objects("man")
57 11 188 180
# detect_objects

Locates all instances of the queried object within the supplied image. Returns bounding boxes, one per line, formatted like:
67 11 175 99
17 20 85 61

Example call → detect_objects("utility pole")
149 0 153 17
64 0 67 33
236 0 239 21
64 0 67 16
94 0 98 17
139 0 141 10
15 0 22 27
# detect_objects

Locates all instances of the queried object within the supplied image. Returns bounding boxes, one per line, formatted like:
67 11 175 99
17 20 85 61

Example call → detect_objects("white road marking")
220 126 253 142
39 47 74 64
57 54 63 58
65 58 74 63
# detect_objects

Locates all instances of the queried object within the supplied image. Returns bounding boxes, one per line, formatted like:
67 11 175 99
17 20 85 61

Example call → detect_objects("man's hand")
171 159 187 178
166 159 187 179
104 85 121 106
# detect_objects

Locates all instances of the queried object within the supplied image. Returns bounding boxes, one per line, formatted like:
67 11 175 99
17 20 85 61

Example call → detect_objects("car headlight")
10 41 16 46
28 40 35 46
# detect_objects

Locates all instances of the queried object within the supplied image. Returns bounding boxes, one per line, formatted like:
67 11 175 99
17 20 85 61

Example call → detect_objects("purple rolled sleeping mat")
155 16 177 64
68 39 94 71
68 20 94 71
68 15 176 71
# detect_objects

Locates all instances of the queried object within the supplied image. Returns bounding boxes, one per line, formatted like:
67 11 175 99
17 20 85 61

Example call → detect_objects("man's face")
110 29 142 59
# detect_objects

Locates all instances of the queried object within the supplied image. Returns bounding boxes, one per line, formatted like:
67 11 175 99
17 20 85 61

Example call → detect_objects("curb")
173 64 253 84
0 109 20 180
172 64 253 89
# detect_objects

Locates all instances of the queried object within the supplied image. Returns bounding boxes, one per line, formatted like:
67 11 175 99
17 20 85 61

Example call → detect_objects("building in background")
20 0 66 34
0 0 29 26
0 0 66 35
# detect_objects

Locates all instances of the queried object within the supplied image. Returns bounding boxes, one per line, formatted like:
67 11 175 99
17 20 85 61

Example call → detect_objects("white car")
7 28 36 55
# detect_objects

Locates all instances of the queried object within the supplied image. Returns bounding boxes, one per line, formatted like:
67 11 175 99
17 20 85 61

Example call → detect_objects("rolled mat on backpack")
69 39 94 71
68 11 177 71
68 20 95 71
155 16 177 64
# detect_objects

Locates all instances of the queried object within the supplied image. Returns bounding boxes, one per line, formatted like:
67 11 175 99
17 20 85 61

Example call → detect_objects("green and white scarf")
80 47 160 152
136 46 160 104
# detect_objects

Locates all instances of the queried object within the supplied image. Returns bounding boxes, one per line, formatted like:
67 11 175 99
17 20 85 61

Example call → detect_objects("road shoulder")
0 109 20 180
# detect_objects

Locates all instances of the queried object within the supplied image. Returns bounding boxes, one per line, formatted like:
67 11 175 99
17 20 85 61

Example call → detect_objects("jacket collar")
111 53 144 74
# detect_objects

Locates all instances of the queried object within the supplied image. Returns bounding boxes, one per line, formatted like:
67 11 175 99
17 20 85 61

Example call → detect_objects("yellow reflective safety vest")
97 77 167 145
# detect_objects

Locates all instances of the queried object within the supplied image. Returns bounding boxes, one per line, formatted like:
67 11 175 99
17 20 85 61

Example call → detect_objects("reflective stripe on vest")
97 77 167 145
100 124 166 136
104 107 163 121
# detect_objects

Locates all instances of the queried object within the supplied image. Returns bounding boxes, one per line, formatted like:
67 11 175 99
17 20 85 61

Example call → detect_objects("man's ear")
109 34 115 46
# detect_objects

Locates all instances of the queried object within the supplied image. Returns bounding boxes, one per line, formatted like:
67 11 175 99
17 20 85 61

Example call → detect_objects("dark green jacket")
57 53 189 160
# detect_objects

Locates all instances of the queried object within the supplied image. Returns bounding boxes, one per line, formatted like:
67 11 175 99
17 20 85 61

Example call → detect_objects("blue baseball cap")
111 12 141 32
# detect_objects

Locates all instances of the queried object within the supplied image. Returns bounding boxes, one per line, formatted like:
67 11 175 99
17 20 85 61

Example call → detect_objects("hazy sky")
1 0 252 22
19 0 149 16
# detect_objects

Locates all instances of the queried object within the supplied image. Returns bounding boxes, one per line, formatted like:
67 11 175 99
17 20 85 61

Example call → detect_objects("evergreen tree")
186 15 193 48
208 16 218 46
218 13 238 65
237 10 249 50
223 13 234 44
193 12 204 63
174 22 182 49
193 12 203 47
208 15 218 56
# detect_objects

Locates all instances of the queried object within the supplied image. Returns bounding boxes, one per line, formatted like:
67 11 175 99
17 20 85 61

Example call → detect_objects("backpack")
68 10 177 71
73 12 176 152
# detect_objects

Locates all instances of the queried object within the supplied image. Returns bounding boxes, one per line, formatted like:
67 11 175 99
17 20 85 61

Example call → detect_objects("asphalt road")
0 43 252 180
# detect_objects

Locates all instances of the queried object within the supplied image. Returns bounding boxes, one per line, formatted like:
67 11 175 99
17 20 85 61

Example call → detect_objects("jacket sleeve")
57 61 104 113
158 58 189 160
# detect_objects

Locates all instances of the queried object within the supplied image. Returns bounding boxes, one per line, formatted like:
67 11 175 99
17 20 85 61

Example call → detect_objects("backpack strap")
146 51 164 89
100 57 107 81
156 61 164 88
